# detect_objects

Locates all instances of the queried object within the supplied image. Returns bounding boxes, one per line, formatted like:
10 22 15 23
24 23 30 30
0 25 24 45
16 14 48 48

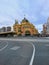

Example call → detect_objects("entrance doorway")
25 30 31 36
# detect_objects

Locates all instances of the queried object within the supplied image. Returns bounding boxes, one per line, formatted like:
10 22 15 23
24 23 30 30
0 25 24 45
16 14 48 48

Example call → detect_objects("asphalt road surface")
0 37 49 65
0 40 33 65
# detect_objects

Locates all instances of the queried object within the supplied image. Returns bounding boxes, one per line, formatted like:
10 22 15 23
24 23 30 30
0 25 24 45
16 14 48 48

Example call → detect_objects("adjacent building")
0 26 11 33
43 17 49 34
46 17 49 34
43 23 47 34
0 27 6 32
6 27 11 32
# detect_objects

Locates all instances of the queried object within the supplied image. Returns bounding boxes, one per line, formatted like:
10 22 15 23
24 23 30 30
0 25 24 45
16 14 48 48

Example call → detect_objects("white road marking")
0 38 49 42
0 44 8 51
10 46 20 50
29 43 35 65
45 44 49 46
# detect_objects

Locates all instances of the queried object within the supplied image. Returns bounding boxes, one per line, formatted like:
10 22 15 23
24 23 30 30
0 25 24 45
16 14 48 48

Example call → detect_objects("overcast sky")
0 0 49 32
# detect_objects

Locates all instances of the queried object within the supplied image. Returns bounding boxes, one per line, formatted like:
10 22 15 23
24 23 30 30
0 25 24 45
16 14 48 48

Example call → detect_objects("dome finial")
24 14 26 19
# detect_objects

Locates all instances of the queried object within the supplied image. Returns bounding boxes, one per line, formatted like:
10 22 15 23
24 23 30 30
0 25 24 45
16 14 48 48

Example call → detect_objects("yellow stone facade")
13 18 38 36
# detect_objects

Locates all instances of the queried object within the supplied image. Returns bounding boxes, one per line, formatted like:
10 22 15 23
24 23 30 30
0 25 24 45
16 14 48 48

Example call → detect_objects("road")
0 40 33 65
32 41 49 65
0 37 49 65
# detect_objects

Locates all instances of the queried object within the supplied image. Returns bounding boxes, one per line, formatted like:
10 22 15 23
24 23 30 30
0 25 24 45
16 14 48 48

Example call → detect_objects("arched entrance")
25 30 31 36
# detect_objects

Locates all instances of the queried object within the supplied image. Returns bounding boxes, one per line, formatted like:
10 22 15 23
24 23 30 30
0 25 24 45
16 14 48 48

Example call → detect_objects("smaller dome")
15 20 18 24
21 17 29 23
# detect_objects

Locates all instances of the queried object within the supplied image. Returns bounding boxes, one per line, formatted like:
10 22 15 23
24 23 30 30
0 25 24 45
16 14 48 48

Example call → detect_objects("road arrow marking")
10 46 20 50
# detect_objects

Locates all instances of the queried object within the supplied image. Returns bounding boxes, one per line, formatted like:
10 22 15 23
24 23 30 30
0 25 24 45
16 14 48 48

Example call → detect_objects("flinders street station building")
13 17 38 36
